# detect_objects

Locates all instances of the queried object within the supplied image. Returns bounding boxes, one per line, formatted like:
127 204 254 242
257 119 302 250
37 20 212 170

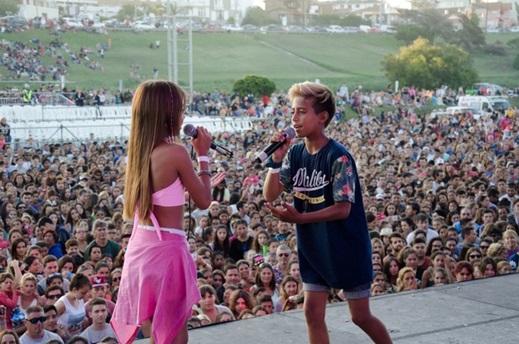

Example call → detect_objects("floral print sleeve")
332 154 355 203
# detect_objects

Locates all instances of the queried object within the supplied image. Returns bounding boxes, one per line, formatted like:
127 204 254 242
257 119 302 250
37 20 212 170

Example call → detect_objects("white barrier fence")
0 105 259 146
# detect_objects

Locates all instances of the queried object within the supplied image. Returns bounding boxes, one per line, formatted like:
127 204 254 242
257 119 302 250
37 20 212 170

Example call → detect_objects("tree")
448 14 485 51
116 4 135 21
395 24 432 45
241 7 280 26
0 0 18 16
233 75 276 98
397 2 453 44
382 38 478 90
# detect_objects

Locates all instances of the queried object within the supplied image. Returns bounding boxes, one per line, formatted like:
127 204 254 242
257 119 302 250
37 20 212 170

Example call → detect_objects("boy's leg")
304 290 329 344
347 297 393 344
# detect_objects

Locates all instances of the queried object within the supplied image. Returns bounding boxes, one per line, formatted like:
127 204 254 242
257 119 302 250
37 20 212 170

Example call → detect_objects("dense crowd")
0 81 516 342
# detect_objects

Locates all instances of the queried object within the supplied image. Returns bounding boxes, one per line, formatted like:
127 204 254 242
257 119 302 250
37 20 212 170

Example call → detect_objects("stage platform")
137 273 519 343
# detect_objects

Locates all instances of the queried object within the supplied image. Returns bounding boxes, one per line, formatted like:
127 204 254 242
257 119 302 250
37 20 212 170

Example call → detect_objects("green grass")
2 29 519 92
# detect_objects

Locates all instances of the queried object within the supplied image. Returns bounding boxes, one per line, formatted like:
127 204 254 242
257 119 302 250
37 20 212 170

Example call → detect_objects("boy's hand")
265 202 301 223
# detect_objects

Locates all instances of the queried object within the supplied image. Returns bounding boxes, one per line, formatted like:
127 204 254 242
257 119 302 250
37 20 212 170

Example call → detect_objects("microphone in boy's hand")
255 127 295 163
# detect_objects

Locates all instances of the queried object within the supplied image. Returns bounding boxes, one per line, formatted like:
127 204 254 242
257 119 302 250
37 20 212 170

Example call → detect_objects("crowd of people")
0 79 515 342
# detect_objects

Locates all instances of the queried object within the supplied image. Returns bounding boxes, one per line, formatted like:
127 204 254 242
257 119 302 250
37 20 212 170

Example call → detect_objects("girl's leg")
347 297 393 344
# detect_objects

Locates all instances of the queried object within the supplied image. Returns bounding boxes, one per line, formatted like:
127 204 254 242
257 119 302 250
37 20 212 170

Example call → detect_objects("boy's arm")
266 201 350 225
263 171 285 202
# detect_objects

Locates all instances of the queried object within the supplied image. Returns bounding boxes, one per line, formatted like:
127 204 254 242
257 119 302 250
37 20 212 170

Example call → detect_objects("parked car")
327 25 344 33
222 24 243 32
307 26 328 33
242 24 260 32
62 17 84 28
132 21 156 30
1 16 29 29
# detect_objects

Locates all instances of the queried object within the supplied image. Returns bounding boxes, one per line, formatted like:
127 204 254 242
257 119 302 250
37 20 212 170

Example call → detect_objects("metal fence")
2 105 263 148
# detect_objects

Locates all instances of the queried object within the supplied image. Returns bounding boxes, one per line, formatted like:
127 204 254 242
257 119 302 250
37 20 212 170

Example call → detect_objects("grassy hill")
2 29 519 92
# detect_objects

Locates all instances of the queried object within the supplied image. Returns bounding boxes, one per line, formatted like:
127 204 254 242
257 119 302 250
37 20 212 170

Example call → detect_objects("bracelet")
197 170 212 177
266 157 282 168
197 156 210 163
269 168 280 174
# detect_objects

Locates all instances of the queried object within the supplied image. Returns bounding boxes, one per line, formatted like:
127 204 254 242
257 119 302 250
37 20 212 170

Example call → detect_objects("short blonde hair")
288 81 335 127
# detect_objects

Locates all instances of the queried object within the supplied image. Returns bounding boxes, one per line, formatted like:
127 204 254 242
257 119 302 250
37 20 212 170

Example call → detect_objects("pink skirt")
110 227 200 344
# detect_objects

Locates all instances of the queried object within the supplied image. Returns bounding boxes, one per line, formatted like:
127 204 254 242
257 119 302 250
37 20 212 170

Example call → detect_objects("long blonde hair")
124 80 186 221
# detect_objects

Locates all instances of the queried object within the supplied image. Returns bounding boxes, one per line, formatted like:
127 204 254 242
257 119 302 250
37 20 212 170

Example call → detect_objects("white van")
457 95 510 113
430 106 480 120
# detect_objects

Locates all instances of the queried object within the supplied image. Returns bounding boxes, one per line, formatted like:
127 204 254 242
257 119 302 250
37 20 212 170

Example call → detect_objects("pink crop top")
152 178 185 207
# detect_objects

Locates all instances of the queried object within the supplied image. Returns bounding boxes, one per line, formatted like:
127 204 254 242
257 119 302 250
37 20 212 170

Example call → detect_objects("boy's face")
291 96 326 137
89 304 108 324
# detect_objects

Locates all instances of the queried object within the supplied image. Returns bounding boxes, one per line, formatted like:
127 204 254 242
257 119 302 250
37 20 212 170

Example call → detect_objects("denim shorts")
303 282 371 300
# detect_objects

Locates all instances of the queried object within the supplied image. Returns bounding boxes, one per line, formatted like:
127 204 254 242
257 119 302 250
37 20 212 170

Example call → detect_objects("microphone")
183 124 233 158
255 127 295 163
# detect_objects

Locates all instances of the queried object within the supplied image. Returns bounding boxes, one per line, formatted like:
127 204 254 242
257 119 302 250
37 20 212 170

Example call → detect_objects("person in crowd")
197 285 232 323
79 298 115 342
19 306 63 343
54 273 91 337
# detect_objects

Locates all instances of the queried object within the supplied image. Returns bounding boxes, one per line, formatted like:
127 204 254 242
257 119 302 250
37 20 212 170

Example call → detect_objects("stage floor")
137 273 519 343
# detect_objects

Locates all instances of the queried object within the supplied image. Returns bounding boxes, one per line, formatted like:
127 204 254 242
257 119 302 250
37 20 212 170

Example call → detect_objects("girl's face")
433 272 447 285
22 280 36 295
234 297 247 314
98 266 110 277
1 334 16 344
72 285 90 301
71 210 79 220
484 264 496 277
289 263 300 280
258 233 268 246
216 228 227 242
260 268 273 284
284 281 298 296
405 253 418 269
372 242 382 254
91 248 102 262
386 205 396 215
61 262 74 274
199 217 208 228
433 254 446 268
17 241 27 256
44 232 55 244
400 221 411 233
499 265 511 275
389 260 399 276
268 242 279 254
0 278 13 292
30 258 43 274
372 285 384 296
250 214 260 225
213 254 224 269
403 272 417 290
199 292 215 310
504 233 518 249
372 253 381 265
188 238 196 253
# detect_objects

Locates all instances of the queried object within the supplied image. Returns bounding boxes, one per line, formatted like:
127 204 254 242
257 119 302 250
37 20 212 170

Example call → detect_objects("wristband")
197 170 212 177
197 156 210 163
0 322 5 325
266 157 282 168
269 168 280 174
